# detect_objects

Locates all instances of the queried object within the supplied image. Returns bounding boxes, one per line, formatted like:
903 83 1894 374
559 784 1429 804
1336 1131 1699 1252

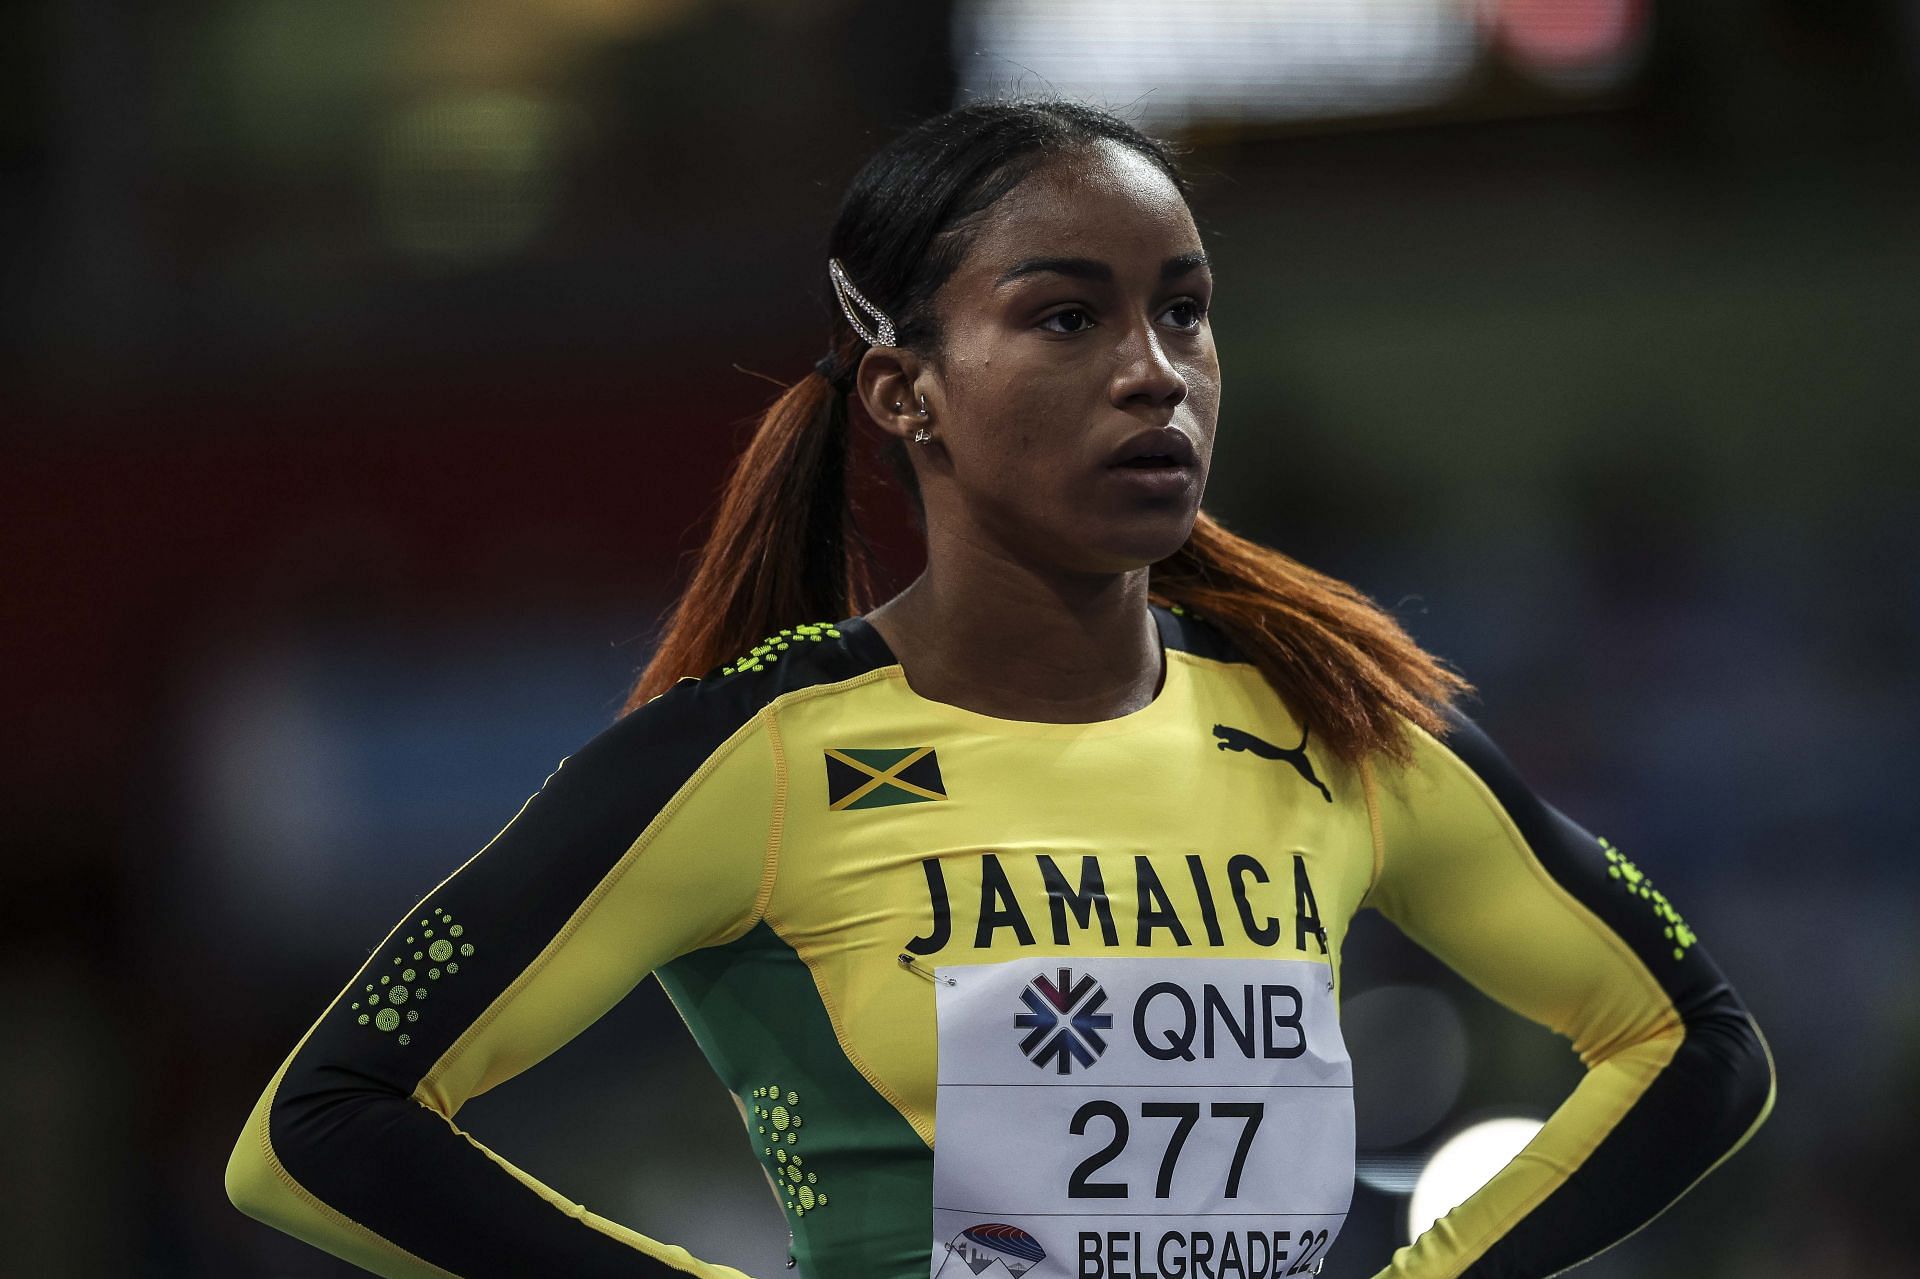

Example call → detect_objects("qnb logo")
1016 968 1112 1074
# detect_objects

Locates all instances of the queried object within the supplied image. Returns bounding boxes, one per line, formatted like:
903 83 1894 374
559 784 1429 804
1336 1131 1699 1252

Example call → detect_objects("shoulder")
1152 599 1251 665
607 618 889 750
1366 705 1596 896
1397 704 1533 809
1361 703 1509 823
543 617 889 806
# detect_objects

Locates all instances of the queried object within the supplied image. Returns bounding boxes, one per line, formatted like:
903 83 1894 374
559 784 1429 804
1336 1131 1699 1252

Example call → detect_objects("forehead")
955 142 1198 282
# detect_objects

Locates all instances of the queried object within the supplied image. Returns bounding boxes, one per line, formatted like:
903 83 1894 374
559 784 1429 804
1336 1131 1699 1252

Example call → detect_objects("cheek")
1183 356 1222 420
948 347 1074 457
1007 379 1100 463
1183 345 1221 395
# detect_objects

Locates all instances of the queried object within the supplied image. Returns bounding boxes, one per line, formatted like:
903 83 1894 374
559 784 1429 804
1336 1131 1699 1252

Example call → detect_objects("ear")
853 346 933 444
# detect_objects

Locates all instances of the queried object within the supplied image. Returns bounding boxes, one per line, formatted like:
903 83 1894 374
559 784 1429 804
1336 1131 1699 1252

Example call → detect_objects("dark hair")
624 96 1469 767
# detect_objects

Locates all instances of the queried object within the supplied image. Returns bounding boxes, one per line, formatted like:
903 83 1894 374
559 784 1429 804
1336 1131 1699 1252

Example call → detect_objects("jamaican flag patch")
825 747 947 810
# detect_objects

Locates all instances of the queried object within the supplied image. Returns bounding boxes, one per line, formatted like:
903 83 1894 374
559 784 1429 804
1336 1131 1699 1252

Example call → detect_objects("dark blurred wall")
4 2 1915 1276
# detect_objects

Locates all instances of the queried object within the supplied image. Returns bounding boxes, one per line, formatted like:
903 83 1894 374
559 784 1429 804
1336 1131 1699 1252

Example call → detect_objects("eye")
1162 299 1208 330
1038 307 1094 335
1037 299 1209 336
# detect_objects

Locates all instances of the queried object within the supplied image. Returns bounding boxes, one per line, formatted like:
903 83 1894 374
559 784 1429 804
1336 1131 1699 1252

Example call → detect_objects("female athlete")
227 97 1775 1279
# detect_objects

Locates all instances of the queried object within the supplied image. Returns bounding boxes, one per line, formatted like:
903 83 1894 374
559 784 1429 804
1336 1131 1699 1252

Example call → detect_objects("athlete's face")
907 141 1219 572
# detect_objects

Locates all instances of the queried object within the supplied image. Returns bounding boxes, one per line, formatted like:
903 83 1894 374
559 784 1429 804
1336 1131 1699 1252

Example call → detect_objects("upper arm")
288 688 776 1119
1366 710 1703 1062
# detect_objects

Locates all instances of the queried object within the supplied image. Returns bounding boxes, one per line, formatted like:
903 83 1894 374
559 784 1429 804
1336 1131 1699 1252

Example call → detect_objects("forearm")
227 1042 747 1279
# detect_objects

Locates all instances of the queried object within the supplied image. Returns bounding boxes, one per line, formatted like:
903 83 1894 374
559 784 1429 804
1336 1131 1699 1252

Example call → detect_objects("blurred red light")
1488 0 1647 68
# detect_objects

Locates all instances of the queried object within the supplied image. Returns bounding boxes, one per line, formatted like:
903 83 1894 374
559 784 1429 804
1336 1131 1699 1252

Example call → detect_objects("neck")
863 565 1165 724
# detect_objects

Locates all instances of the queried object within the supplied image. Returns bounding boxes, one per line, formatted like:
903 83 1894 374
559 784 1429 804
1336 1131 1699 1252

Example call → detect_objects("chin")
1097 508 1202 568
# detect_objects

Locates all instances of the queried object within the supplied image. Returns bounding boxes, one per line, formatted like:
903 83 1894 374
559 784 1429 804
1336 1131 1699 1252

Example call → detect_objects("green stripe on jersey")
657 923 932 1278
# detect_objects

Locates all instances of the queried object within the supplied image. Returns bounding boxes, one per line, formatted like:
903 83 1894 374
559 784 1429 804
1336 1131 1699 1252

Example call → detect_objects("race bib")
931 957 1353 1279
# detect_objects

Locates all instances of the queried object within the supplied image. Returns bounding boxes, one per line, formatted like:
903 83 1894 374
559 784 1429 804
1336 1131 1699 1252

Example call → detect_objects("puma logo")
1213 723 1333 803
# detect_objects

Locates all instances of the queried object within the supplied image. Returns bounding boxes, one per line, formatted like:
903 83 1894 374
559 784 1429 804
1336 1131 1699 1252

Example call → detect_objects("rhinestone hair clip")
828 257 895 347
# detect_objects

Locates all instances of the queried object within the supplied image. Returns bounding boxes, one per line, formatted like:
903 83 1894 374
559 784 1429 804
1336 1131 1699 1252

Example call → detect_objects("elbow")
1730 1009 1778 1141
1685 1000 1777 1158
225 1075 311 1231
225 1092 287 1225
225 1128 273 1221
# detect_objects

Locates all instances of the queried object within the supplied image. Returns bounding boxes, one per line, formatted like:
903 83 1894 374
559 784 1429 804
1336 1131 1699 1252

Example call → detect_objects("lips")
1107 427 1198 470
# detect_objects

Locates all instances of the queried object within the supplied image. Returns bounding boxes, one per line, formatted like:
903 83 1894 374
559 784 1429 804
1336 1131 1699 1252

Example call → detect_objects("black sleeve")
1363 709 1777 1277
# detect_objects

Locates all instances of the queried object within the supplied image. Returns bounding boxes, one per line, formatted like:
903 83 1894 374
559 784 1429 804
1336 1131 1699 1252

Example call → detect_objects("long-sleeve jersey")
226 602 1776 1279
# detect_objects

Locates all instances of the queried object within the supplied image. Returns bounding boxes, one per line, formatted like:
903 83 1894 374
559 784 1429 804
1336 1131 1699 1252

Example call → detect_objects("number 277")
1068 1100 1265 1200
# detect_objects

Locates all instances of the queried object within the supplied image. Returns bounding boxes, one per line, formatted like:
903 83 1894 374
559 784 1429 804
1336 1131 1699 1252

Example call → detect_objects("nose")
1110 320 1187 413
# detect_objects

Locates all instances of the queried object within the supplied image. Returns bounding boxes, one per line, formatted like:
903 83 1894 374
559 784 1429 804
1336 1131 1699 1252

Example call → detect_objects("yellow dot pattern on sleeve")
350 906 473 1042
720 623 843 677
1601 837 1698 961
751 1084 829 1217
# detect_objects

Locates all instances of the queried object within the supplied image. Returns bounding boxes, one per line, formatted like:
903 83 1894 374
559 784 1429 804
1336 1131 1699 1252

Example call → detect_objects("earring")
893 393 931 441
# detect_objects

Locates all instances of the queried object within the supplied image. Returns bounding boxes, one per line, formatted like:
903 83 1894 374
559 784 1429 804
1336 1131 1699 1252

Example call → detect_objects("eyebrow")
994 251 1210 289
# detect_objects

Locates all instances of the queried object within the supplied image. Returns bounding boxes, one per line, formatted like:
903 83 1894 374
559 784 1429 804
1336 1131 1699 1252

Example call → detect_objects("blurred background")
4 0 1916 1275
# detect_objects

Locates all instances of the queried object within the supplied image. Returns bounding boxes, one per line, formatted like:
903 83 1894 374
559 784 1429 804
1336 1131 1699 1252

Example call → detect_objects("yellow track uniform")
227 603 1774 1278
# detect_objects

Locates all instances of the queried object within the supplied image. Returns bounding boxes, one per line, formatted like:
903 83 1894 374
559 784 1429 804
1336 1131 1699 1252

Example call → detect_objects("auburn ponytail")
621 364 882 713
